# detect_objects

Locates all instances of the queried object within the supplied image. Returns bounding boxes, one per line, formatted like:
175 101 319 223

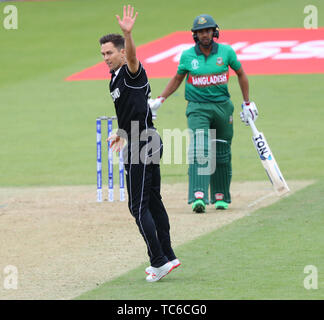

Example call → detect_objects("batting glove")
240 101 258 126
148 96 165 119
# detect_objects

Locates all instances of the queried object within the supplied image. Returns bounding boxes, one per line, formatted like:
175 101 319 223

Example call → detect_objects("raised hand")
116 5 138 34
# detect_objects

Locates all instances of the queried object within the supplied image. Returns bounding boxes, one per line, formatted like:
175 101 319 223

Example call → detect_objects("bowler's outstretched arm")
116 5 139 74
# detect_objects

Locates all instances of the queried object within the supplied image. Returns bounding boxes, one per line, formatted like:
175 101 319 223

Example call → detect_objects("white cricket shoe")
145 261 174 282
145 259 181 275
171 258 181 269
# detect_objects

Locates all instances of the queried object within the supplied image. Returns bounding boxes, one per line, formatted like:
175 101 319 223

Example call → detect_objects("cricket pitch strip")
0 180 312 300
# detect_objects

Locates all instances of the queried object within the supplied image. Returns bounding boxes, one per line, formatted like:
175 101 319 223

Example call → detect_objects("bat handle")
248 118 260 136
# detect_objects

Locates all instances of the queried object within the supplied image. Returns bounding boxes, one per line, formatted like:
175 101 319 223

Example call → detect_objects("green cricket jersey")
177 42 241 103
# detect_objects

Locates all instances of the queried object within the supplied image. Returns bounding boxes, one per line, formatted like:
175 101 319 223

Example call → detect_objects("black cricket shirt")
109 62 154 137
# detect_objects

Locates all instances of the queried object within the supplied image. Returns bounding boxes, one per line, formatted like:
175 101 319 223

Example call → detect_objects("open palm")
116 5 138 33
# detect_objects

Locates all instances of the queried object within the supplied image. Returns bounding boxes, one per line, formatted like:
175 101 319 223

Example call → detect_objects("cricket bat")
248 118 290 196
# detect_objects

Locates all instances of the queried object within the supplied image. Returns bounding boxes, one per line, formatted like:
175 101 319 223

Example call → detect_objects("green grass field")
1 0 323 300
77 180 324 300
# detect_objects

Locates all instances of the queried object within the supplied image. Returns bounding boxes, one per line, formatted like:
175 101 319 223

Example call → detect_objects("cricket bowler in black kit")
100 5 180 282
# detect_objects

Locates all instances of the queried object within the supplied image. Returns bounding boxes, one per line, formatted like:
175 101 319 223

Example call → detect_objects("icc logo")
191 59 199 70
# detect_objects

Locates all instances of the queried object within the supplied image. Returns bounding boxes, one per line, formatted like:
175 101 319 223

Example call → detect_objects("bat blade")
248 119 290 196
252 132 290 195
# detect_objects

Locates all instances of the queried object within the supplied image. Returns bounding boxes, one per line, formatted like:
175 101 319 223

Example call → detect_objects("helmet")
191 14 219 39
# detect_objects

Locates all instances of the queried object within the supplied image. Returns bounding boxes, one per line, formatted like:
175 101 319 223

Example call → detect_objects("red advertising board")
66 28 324 81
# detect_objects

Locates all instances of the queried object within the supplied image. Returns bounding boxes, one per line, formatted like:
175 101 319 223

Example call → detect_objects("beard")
199 39 213 48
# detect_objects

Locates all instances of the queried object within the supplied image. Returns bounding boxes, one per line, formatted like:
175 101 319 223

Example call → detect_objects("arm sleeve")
177 52 188 75
126 62 143 79
125 62 148 87
228 46 241 71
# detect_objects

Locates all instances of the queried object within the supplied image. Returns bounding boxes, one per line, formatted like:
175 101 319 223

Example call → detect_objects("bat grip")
248 118 260 136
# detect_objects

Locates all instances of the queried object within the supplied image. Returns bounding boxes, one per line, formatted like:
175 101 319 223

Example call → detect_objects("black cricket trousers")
123 130 176 268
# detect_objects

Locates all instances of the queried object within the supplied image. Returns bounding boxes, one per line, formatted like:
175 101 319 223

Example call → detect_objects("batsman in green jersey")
149 14 258 213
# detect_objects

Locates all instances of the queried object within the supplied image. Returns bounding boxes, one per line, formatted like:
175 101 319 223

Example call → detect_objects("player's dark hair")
99 34 125 50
